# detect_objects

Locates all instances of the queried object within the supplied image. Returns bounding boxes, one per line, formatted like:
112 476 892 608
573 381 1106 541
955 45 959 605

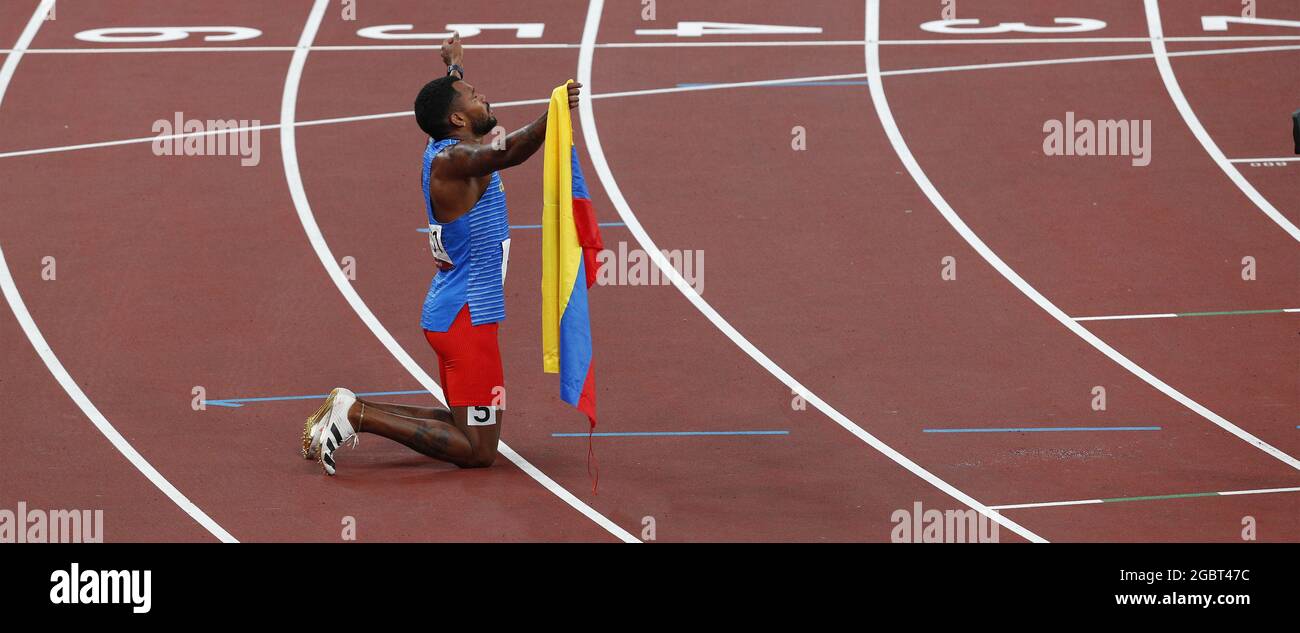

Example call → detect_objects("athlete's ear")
448 111 468 130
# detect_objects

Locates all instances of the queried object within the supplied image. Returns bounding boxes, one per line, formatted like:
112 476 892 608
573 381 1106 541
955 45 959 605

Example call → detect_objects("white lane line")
7 41 1300 161
1169 42 1300 57
23 46 303 53
990 499 1103 511
577 0 1047 544
1075 309 1300 322
1220 486 1300 496
866 0 1300 473
14 44 575 54
789 43 1300 78
1145 0 1300 243
279 0 638 543
991 486 1300 510
887 52 1156 76
10 34 1300 55
1073 313 1179 322
1230 157 1300 163
0 0 236 543
883 36 1300 44
0 74 876 160
0 121 287 159
0 99 545 159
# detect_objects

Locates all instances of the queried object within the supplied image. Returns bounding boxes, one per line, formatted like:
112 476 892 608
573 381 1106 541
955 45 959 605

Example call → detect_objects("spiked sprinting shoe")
301 388 355 461
318 393 359 476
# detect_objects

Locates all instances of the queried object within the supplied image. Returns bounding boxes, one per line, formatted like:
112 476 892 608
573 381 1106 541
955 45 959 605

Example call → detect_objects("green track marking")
1174 309 1289 318
991 486 1300 510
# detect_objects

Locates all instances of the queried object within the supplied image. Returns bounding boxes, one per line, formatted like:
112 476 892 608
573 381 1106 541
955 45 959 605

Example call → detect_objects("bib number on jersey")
428 224 453 267
500 238 511 282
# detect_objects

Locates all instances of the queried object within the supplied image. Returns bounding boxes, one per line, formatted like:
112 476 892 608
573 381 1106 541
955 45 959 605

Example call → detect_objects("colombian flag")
542 81 603 434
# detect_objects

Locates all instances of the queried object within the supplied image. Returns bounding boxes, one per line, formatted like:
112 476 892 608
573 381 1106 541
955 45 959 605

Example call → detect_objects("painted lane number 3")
919 17 1108 34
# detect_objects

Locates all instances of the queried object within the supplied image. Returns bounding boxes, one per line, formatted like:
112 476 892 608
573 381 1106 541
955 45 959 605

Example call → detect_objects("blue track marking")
923 426 1162 433
552 430 790 438
205 389 428 408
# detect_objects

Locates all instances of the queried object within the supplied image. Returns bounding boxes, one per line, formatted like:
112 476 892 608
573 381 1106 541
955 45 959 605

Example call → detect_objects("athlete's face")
450 80 497 137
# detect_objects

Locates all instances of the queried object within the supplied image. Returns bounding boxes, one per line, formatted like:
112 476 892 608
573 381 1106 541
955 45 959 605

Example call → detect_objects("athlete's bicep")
433 143 507 180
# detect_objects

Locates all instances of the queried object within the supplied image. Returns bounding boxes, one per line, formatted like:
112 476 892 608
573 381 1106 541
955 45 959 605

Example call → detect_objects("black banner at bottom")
0 544 1293 621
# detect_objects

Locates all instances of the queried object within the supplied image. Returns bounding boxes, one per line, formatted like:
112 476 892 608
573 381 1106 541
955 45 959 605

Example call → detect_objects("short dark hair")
414 76 461 139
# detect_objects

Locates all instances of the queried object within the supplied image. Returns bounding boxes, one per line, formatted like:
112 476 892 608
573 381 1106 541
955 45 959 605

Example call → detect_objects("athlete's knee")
459 451 497 469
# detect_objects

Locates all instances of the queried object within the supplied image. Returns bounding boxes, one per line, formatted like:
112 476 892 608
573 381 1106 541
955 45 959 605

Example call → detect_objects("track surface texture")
1 0 1296 542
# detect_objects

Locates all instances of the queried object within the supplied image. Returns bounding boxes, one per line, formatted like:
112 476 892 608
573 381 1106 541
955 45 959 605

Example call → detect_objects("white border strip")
0 0 236 543
865 0 1300 472
1145 0 1300 243
577 0 1047 543
279 0 638 543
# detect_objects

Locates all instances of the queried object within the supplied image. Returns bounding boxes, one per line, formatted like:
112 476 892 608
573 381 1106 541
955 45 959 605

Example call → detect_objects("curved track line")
864 0 1300 472
576 0 1046 543
279 0 637 543
1144 0 1300 243
0 0 236 543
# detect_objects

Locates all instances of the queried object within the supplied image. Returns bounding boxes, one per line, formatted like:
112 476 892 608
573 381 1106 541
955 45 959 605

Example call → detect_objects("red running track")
1 0 1296 542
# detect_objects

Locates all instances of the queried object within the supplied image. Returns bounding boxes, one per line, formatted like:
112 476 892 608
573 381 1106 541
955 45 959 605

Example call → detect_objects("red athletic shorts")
423 304 503 407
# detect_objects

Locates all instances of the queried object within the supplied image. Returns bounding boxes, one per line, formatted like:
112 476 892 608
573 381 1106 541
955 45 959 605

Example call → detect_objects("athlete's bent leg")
398 305 504 468
348 400 501 468
356 399 454 424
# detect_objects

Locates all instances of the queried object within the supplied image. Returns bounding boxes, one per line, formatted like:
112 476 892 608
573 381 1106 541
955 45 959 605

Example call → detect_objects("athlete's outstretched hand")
441 32 463 68
567 82 583 110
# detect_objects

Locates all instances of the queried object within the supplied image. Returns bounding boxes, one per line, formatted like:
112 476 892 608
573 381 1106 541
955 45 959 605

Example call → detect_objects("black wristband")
448 64 464 79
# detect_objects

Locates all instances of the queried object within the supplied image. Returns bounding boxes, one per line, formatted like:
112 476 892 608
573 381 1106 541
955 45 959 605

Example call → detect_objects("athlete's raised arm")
415 33 581 181
432 82 581 180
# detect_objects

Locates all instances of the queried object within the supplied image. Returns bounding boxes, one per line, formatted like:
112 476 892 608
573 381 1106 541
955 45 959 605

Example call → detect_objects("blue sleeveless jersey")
420 138 511 332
